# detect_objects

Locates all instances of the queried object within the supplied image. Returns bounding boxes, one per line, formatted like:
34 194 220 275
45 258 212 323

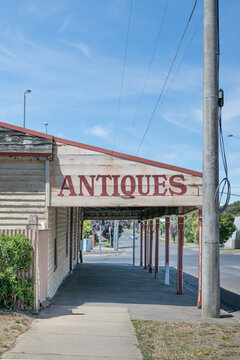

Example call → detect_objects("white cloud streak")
86 125 110 138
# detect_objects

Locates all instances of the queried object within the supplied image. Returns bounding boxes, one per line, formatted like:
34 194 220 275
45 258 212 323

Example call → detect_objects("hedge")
0 233 34 309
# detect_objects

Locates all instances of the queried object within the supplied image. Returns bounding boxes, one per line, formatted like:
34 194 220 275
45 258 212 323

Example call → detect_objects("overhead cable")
113 0 133 151
214 98 231 213
125 0 169 145
161 14 203 107
135 0 198 156
214 0 231 213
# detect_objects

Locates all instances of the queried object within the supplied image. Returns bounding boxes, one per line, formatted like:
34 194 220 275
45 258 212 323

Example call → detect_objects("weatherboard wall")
47 206 79 299
0 158 46 228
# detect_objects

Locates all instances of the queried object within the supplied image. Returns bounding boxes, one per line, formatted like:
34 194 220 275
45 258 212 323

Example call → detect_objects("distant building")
225 216 240 249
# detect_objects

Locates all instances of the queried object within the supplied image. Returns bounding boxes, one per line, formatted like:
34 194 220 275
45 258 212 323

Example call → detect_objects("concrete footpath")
2 305 142 359
2 255 239 359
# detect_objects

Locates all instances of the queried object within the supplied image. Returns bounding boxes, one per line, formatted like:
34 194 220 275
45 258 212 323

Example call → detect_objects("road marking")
228 265 240 269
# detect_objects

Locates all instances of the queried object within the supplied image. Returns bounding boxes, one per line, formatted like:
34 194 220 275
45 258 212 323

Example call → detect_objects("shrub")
0 233 34 309
83 220 93 238
183 212 199 243
219 213 236 245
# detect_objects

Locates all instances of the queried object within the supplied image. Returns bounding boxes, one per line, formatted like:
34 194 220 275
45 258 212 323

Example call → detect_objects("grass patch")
102 239 111 248
0 311 33 357
132 320 240 359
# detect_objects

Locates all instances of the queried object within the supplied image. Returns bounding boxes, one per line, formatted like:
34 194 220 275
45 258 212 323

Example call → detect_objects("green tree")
219 213 236 245
225 201 240 215
152 219 165 233
184 212 199 243
83 220 93 238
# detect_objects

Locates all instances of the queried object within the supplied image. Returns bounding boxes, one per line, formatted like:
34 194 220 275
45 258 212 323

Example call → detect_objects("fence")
0 225 42 312
1 228 37 280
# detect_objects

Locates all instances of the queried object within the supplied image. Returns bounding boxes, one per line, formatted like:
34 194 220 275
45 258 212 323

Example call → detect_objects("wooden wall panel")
0 127 53 154
47 207 71 299
0 160 46 228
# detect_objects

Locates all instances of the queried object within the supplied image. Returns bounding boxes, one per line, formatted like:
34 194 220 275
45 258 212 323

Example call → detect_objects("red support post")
144 221 147 269
140 222 143 266
177 216 184 295
70 208 73 271
149 220 153 273
197 209 202 308
155 218 159 277
165 216 170 284
79 220 83 263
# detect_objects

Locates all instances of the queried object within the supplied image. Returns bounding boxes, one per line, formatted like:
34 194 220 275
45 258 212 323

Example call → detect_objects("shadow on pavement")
38 263 238 322
50 263 197 307
181 271 240 313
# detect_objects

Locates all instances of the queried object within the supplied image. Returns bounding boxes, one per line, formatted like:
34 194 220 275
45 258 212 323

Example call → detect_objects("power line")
135 0 198 156
227 193 240 198
125 0 169 145
113 0 133 151
160 14 203 107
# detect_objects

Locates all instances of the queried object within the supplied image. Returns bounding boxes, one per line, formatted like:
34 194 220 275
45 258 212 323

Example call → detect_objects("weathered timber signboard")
51 143 202 207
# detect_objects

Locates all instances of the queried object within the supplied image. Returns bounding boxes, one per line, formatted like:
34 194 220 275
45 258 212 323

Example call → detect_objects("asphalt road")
85 230 240 312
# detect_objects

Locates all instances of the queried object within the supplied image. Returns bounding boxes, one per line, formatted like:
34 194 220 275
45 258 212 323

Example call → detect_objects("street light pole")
44 122 48 134
23 89 31 128
202 0 220 318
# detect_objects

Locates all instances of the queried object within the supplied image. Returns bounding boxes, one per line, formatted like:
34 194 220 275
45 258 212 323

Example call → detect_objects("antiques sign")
57 174 187 198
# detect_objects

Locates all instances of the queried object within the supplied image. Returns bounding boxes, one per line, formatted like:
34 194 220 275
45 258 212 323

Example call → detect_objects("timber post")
155 218 159 277
197 209 203 308
165 216 170 285
177 216 184 295
140 222 143 266
144 220 147 269
149 219 153 273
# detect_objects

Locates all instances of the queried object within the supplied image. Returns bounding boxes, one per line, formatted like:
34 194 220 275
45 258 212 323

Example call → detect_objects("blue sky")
0 0 240 200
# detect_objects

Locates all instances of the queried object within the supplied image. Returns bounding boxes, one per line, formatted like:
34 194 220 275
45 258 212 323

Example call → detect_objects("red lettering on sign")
78 175 95 196
58 175 77 197
121 175 136 198
169 175 187 196
96 175 112 196
137 175 151 196
57 174 189 198
152 175 167 196
112 175 120 196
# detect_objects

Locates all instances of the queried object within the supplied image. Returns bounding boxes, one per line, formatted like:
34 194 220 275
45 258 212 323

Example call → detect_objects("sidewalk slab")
2 306 142 360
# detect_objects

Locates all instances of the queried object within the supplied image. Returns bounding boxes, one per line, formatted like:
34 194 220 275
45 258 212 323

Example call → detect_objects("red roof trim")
0 152 52 157
0 122 202 177
0 121 53 140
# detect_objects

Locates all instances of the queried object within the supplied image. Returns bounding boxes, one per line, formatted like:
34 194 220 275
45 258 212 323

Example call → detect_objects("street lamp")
44 122 48 134
23 89 31 128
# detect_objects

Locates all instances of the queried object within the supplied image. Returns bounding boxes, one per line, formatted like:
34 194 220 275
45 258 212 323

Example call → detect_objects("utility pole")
202 0 220 318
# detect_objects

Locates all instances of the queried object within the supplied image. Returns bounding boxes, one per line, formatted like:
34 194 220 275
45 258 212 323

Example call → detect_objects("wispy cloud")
67 41 91 58
223 87 240 122
162 113 201 134
86 125 110 138
190 107 202 123
59 15 73 33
